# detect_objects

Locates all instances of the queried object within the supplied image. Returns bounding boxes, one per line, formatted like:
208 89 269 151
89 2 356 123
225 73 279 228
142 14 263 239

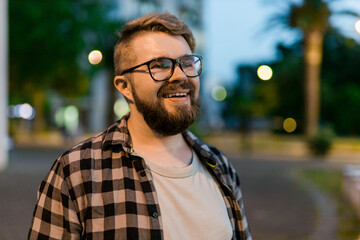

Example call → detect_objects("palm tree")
273 0 358 136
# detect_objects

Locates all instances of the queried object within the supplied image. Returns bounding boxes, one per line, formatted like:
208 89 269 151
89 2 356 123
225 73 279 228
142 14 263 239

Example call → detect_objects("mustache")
158 82 195 97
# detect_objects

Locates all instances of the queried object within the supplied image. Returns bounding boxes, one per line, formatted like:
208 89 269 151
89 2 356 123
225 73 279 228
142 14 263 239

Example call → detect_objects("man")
29 12 251 240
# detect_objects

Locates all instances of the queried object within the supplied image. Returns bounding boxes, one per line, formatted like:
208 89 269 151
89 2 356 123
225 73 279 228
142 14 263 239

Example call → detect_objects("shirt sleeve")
219 152 252 240
28 158 82 240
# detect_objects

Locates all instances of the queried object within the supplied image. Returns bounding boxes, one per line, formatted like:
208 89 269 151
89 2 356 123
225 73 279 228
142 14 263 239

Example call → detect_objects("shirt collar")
101 112 217 167
102 112 133 153
182 130 218 167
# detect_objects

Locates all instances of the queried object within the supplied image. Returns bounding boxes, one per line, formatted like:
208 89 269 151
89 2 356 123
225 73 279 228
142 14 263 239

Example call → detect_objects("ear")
114 75 134 103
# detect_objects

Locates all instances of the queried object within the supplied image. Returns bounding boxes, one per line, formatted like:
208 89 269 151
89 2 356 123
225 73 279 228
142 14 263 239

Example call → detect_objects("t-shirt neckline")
145 150 199 179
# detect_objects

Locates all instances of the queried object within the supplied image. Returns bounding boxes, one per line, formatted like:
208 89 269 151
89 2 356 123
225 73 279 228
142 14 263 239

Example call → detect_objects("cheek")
140 88 158 100
133 80 162 99
192 78 200 96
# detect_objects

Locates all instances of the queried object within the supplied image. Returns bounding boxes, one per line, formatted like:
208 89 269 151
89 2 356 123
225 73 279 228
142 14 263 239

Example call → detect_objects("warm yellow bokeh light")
283 118 297 133
355 19 360 34
88 50 103 65
211 86 227 101
257 65 273 81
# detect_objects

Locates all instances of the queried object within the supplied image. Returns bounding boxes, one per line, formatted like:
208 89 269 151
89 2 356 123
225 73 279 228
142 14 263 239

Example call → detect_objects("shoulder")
183 130 234 172
183 130 241 188
55 119 128 178
58 131 107 170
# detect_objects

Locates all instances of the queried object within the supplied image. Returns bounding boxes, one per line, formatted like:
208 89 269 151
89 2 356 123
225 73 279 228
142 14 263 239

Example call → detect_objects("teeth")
165 93 187 98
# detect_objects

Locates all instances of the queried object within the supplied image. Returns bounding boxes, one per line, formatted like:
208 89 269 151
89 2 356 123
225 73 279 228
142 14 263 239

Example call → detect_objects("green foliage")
222 66 280 130
288 0 330 32
9 0 123 130
251 82 278 116
301 169 342 198
269 43 304 127
250 31 360 136
222 43 304 132
9 0 120 101
329 85 360 134
270 0 332 35
307 126 335 156
269 0 359 135
321 31 360 135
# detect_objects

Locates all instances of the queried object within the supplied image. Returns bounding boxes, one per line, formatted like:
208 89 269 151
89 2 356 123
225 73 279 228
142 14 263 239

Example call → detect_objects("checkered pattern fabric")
29 113 252 240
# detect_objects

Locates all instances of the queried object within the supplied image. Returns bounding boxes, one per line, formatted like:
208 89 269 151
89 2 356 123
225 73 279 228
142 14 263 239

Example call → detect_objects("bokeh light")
211 86 227 101
55 107 65 127
88 50 103 65
64 105 79 133
8 103 35 120
55 105 79 134
257 65 273 81
283 118 297 133
114 98 130 119
18 103 35 120
355 19 360 34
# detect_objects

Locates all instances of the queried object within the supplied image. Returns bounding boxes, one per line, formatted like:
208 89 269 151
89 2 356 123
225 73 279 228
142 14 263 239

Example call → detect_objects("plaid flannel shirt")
29 114 251 240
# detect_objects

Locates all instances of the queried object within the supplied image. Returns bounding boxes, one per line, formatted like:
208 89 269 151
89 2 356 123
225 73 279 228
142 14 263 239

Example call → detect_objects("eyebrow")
146 53 192 62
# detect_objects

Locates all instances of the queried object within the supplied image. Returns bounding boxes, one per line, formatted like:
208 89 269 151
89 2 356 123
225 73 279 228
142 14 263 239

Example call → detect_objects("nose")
168 63 187 82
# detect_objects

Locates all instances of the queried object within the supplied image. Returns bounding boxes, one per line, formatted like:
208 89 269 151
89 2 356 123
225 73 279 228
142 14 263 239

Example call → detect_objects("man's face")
126 32 201 136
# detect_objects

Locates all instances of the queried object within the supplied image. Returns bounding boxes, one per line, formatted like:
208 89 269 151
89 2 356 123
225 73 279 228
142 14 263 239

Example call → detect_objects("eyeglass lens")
149 56 201 81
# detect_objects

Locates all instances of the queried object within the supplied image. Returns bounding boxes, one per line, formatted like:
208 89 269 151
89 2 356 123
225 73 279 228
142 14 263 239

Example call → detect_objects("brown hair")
114 12 196 76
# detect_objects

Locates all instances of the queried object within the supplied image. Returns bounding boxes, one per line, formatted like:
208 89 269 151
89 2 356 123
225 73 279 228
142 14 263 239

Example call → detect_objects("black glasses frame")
120 55 202 82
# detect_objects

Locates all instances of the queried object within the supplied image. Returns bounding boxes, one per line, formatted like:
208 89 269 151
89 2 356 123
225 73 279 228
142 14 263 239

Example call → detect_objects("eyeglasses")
120 55 202 82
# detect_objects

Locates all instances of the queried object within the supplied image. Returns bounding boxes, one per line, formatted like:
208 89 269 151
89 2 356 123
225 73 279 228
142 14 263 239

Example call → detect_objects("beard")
132 81 201 137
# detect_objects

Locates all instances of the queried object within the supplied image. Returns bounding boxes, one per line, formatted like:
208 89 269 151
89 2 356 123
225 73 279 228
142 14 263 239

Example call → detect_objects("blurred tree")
223 66 278 131
265 31 360 136
225 29 360 136
9 0 121 131
222 66 278 151
321 30 360 135
269 43 304 131
273 0 358 136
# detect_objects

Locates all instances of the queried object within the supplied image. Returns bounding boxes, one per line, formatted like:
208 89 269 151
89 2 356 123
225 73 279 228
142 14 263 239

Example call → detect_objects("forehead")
130 32 192 63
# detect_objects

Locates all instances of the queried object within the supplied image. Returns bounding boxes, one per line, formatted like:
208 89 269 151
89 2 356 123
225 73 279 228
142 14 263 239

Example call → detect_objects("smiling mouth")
163 93 188 98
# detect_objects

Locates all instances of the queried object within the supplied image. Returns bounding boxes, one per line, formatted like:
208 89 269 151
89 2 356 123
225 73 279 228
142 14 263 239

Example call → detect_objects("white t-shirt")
145 151 233 240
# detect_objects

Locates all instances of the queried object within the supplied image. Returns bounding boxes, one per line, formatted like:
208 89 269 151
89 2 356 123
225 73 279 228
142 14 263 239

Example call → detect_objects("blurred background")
1 0 360 239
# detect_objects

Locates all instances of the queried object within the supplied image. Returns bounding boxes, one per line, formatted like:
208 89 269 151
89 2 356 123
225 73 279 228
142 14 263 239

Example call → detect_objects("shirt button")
152 212 158 218
140 171 146 177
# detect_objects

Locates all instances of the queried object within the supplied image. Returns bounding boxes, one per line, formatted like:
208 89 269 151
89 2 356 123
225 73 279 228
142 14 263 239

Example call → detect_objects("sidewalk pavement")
0 148 64 240
0 147 348 240
229 153 343 240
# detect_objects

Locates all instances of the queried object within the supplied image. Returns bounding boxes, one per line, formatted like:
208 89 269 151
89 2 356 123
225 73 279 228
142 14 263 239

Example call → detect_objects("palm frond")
335 10 360 18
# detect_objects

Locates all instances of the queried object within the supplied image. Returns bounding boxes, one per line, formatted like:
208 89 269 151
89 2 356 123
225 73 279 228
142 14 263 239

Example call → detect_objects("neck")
127 110 184 150
127 110 192 168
